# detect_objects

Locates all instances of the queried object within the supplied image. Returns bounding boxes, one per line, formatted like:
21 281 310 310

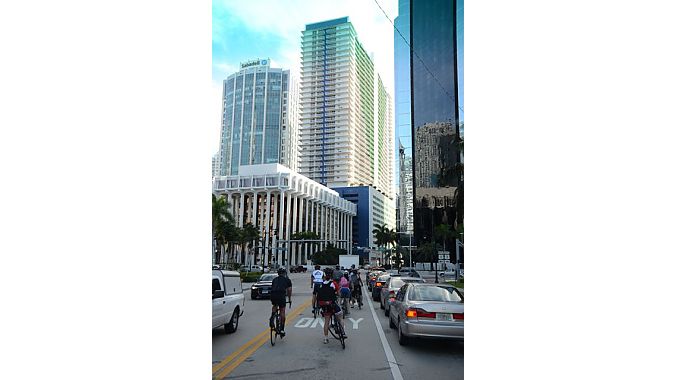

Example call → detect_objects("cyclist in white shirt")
310 265 324 315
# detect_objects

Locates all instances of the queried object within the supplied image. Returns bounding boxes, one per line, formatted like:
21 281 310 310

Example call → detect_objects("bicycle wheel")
270 313 278 346
336 318 346 349
328 315 340 339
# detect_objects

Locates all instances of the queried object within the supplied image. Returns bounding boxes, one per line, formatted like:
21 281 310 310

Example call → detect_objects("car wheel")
397 319 409 346
384 304 389 317
251 293 257 300
380 298 384 310
224 308 239 333
389 313 396 329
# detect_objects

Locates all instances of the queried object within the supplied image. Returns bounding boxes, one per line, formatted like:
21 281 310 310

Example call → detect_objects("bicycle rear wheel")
270 313 279 346
328 315 340 339
336 318 345 349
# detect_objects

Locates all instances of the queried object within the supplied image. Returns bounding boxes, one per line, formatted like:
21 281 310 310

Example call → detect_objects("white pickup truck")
212 269 244 333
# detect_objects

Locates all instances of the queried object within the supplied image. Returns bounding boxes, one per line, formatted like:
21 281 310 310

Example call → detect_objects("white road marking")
366 289 404 380
294 318 313 328
348 317 364 330
311 318 324 328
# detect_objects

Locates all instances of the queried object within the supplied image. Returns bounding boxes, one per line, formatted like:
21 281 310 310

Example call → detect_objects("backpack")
317 281 336 301
339 277 349 288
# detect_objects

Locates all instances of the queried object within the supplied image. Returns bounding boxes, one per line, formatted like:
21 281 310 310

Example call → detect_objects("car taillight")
376 282 383 287
452 313 464 320
389 290 395 297
405 308 436 319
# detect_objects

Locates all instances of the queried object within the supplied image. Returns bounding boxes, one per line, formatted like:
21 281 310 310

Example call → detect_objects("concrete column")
284 193 293 267
238 192 245 227
275 191 286 268
272 191 281 268
298 197 305 264
263 191 271 266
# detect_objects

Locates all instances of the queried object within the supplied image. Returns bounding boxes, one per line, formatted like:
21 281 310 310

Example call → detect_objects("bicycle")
351 287 363 310
340 290 351 318
270 298 291 346
326 306 346 349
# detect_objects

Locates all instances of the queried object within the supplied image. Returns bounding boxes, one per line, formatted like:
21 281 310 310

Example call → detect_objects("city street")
212 272 463 380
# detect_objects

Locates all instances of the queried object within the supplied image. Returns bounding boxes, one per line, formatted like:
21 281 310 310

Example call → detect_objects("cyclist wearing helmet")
270 268 292 337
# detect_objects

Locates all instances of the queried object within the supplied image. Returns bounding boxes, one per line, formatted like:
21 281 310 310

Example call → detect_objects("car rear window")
260 274 276 281
408 286 462 302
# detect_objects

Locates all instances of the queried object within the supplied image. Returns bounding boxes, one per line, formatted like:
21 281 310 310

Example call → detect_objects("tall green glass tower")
298 17 394 203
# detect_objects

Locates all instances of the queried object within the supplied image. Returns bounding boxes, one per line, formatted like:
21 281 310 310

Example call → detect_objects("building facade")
333 186 396 265
398 141 413 234
213 164 356 267
212 152 222 178
394 0 414 241
298 17 394 200
409 0 462 244
218 59 299 176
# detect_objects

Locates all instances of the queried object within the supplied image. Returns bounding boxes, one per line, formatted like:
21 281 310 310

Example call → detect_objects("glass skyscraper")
218 58 298 176
408 0 463 244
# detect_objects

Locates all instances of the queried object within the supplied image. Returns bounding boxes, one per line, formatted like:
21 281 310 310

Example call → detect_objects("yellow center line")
212 298 313 378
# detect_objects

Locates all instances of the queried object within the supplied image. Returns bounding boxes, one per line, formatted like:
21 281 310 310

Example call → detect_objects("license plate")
436 313 452 321
262 290 268 294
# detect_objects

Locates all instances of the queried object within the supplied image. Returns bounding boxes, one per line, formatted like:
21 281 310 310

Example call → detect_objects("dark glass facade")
410 0 462 245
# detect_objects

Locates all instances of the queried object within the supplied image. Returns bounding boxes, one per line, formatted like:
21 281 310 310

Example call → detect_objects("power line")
371 0 464 114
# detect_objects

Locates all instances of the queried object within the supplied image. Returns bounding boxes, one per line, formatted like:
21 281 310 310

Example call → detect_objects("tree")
311 243 346 265
373 223 388 265
291 231 321 265
419 242 440 271
212 194 235 264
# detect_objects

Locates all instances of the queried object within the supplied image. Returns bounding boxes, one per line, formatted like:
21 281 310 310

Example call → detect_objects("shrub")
240 272 262 282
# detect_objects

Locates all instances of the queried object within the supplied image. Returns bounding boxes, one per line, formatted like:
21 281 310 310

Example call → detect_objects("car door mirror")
213 290 225 299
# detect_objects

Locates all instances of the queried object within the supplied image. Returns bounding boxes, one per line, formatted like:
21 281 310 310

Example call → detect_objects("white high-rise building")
218 58 299 176
298 17 394 201
212 152 222 178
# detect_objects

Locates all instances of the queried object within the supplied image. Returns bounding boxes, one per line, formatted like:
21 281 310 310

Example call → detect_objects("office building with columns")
213 164 356 267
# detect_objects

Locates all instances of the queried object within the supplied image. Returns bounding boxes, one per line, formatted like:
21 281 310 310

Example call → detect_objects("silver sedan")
379 276 425 317
388 283 464 345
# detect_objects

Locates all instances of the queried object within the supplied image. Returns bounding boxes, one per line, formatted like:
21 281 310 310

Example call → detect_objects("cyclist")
339 272 351 316
310 265 324 314
270 268 292 337
317 272 347 344
349 269 363 308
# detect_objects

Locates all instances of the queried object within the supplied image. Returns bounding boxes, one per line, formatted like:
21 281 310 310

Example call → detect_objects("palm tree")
212 194 235 264
240 223 260 268
372 223 389 266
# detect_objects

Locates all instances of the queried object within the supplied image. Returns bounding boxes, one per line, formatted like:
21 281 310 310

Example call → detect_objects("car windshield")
259 274 276 281
408 286 462 302
390 278 406 288
377 275 390 282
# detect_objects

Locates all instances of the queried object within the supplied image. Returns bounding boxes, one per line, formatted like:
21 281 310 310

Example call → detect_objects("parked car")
250 273 278 299
290 265 307 273
380 276 426 316
388 283 464 345
212 269 245 333
398 267 422 278
240 265 264 273
373 274 400 301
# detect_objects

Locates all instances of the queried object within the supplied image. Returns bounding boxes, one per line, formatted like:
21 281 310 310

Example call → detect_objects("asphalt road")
212 272 463 380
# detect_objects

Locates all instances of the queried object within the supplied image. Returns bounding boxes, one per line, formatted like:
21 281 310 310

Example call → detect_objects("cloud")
213 0 397 93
